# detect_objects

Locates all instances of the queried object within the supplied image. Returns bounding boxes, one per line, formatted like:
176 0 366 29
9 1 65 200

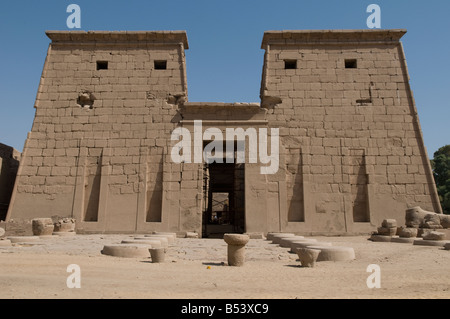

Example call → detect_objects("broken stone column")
414 231 449 247
149 248 166 263
223 234 249 267
391 226 420 243
377 219 398 236
405 207 450 229
297 248 321 268
32 218 54 236
52 217 76 233
101 244 151 258
398 227 418 238
422 231 446 241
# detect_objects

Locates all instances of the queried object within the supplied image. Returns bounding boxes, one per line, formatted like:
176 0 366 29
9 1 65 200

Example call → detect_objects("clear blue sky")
0 0 449 158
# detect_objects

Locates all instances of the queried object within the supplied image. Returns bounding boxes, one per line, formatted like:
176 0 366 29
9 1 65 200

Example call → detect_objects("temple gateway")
6 29 441 237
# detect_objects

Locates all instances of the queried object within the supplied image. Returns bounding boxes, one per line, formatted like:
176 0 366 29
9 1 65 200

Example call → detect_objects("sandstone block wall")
7 31 194 233
259 30 441 234
5 29 442 236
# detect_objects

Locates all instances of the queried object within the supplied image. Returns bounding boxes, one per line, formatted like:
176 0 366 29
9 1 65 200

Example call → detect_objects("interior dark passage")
202 162 245 238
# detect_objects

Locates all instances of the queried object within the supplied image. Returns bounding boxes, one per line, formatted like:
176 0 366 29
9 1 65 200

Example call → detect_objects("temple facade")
6 29 441 236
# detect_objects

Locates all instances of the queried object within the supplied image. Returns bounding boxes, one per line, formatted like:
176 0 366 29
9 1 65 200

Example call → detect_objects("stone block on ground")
121 239 162 248
32 218 54 236
271 233 296 245
413 239 450 247
224 234 249 267
279 236 305 248
137 236 168 248
421 214 443 229
398 227 418 238
376 227 397 236
405 207 434 228
382 219 397 228
306 245 356 262
145 234 174 244
52 217 76 232
0 227 5 238
185 232 199 238
266 233 281 241
297 248 321 268
149 248 166 263
440 215 450 229
101 244 151 258
290 240 328 253
369 234 397 242
422 231 446 241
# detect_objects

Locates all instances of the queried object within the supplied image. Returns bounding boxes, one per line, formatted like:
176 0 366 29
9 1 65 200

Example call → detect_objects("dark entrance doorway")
202 162 245 238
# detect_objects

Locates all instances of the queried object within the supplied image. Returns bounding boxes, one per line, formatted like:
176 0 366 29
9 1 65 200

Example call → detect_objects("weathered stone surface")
377 227 397 236
306 245 356 262
406 207 448 229
136 236 168 248
290 240 329 253
5 30 442 236
444 243 450 250
0 227 5 237
413 239 450 247
101 244 151 258
382 219 397 228
52 217 76 232
224 234 250 246
297 248 321 267
271 233 295 245
185 232 199 238
266 233 281 241
440 215 450 229
224 234 249 267
391 237 417 244
8 236 40 243
421 214 443 229
149 248 165 263
145 234 175 244
369 234 397 242
279 236 305 248
121 239 162 248
0 239 11 246
31 218 54 236
398 227 418 238
422 231 446 241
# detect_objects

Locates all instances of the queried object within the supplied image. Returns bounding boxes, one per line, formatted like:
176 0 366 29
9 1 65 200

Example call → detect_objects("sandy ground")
0 234 449 299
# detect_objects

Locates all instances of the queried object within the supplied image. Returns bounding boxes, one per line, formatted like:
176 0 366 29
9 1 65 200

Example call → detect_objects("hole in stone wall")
345 59 357 69
154 60 167 70
96 61 108 70
284 60 297 70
